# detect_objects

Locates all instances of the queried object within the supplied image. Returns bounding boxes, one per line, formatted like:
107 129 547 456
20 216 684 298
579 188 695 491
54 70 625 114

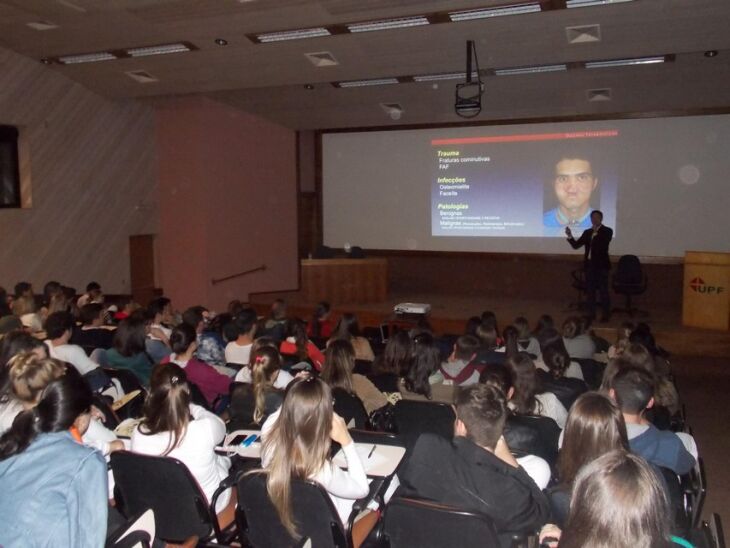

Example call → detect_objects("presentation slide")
431 130 618 237
322 115 730 257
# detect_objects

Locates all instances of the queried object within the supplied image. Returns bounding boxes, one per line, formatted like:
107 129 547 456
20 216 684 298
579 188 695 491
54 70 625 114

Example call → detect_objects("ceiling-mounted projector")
455 40 483 118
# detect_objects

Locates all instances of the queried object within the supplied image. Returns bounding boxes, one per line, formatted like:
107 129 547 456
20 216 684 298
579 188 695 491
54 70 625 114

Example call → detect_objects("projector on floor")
394 302 431 315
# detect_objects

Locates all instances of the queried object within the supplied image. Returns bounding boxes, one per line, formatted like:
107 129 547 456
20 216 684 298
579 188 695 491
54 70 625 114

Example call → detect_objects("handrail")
211 264 266 285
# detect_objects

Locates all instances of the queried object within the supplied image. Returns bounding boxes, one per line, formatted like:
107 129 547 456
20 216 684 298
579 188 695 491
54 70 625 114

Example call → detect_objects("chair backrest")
537 373 588 411
110 451 214 542
504 414 560 467
394 400 455 453
615 255 644 284
573 358 607 391
683 457 707 530
332 387 369 429
237 473 348 548
105 508 155 548
381 496 500 548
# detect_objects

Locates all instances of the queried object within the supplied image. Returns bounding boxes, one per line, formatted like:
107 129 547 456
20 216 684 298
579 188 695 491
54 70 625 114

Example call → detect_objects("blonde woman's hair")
322 339 355 393
262 377 333 537
250 346 281 424
8 352 65 404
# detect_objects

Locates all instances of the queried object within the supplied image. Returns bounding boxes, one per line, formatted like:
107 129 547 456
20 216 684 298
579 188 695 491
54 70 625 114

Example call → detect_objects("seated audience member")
0 287 12 318
440 335 481 386
547 392 629 527
399 383 550 542
182 306 226 368
370 330 412 403
0 316 23 342
480 310 501 340
514 316 541 358
279 319 325 371
535 328 584 381
165 323 230 407
473 323 506 366
0 365 108 547
533 314 554 337
323 339 387 418
234 338 294 389
464 315 482 337
261 299 288 341
540 451 693 548
400 332 455 404
307 301 334 340
481 363 559 475
229 347 286 429
44 311 111 392
227 299 245 318
0 350 63 434
145 298 173 363
508 353 568 429
106 316 154 387
71 303 115 352
607 321 635 359
12 294 42 333
131 363 233 513
328 313 375 362
537 346 588 411
610 367 694 475
259 378 372 542
76 281 103 308
561 317 596 360
225 308 258 366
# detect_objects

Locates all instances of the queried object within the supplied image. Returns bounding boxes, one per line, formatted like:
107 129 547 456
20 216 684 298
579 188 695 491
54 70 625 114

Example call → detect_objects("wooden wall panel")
0 45 157 294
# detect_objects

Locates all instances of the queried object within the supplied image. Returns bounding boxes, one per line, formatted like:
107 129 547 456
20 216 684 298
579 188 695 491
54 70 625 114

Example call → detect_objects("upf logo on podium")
689 277 726 295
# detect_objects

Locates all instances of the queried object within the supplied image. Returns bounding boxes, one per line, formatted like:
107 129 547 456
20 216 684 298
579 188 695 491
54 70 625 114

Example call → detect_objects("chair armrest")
209 469 245 544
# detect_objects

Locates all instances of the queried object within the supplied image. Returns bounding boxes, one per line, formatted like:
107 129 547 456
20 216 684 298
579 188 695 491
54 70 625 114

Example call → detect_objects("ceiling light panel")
585 55 665 68
449 3 541 21
58 52 117 64
338 77 400 88
495 64 567 75
126 43 192 57
413 72 480 82
27 21 59 31
256 27 331 43
347 16 430 33
566 0 634 7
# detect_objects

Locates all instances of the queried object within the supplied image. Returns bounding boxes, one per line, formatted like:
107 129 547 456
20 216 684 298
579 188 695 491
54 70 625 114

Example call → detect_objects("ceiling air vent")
566 24 601 43
586 88 612 101
125 70 159 83
304 51 339 67
380 103 404 120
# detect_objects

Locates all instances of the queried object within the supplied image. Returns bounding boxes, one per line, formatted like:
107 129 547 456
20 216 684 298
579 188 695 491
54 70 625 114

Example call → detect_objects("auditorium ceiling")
0 0 728 129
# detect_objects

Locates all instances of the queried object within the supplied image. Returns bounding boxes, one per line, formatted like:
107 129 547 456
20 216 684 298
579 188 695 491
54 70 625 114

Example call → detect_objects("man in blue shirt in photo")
543 156 598 230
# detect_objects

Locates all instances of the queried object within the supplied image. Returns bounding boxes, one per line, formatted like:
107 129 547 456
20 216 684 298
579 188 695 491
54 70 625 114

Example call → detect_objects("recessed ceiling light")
347 16 430 33
338 77 400 88
304 51 339 67
704 50 718 58
26 21 59 31
256 27 331 43
304 84 314 90
58 52 118 64
494 64 567 76
214 38 228 46
39 57 53 65
585 55 665 68
566 0 634 7
449 3 541 21
126 43 193 57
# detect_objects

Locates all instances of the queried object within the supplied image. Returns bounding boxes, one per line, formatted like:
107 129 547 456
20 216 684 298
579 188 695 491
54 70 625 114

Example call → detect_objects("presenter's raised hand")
565 227 572 238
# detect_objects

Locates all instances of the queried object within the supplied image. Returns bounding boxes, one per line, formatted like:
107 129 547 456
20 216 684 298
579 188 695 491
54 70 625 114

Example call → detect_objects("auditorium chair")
573 358 606 391
105 508 156 548
332 387 369 429
612 254 648 317
683 457 708 531
110 451 239 545
393 400 455 453
569 268 588 311
237 473 352 548
503 414 560 469
379 497 503 548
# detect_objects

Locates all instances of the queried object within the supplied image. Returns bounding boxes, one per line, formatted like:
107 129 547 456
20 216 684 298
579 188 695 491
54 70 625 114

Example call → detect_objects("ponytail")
251 347 281 424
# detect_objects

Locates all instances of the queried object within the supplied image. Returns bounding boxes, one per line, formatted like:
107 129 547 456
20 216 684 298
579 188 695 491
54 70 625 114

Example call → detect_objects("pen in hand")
367 444 376 459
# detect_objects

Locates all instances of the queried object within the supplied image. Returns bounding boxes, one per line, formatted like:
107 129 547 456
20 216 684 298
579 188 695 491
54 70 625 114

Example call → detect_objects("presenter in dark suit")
565 210 613 322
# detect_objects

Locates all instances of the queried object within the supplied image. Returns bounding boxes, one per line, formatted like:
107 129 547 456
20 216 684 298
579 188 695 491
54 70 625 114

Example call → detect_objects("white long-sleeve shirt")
131 404 231 512
261 409 370 524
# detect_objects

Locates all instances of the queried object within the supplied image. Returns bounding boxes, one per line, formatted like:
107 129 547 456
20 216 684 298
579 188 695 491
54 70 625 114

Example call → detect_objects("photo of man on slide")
543 156 598 230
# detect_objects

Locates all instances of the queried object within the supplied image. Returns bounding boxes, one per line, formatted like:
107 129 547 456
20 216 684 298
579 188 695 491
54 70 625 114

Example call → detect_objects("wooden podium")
682 251 730 330
300 258 388 304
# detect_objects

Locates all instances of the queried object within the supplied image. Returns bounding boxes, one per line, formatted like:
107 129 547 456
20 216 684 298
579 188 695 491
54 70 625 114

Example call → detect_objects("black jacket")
568 224 613 270
398 434 550 538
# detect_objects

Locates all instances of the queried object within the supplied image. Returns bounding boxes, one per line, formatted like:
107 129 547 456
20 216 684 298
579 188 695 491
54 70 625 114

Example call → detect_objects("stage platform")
250 290 730 358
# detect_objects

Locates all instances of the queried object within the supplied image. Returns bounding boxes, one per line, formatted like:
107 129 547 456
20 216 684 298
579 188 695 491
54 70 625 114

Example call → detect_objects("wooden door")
129 234 156 306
